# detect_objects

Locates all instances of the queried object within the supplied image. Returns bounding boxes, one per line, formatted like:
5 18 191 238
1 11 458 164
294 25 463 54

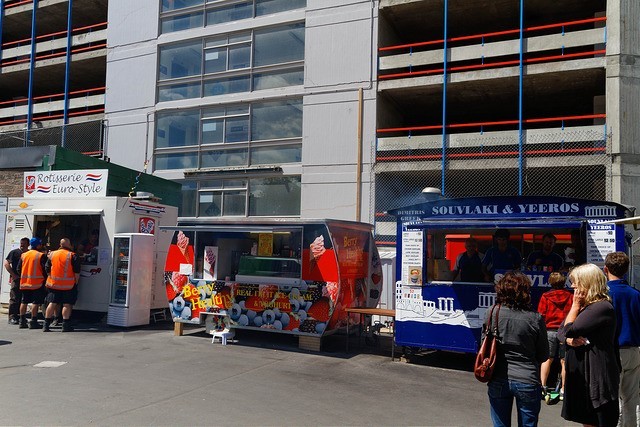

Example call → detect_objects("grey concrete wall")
302 0 377 221
104 0 159 170
606 0 640 210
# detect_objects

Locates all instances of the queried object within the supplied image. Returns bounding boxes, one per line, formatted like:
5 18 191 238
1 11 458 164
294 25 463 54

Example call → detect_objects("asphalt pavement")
0 314 571 426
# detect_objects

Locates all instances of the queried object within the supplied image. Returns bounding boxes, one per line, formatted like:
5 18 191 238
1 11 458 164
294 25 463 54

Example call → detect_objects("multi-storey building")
0 0 107 154
374 0 640 245
106 0 377 221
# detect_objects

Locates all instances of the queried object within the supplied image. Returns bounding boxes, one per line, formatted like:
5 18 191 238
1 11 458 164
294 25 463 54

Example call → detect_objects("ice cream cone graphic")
309 235 326 272
205 247 217 278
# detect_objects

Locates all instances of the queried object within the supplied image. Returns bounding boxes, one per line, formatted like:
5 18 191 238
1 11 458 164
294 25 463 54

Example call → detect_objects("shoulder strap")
493 304 501 338
486 304 496 334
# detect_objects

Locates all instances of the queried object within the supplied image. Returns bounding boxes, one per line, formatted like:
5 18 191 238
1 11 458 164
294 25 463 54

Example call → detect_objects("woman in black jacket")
485 271 548 427
558 263 619 427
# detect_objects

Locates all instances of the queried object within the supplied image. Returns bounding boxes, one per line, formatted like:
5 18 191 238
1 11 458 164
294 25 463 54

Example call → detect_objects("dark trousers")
9 280 21 318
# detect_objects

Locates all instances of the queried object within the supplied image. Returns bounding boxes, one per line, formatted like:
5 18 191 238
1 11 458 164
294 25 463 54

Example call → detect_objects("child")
537 271 573 402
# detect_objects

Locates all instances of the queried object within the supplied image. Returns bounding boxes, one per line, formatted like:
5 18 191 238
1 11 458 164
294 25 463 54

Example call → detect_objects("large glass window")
254 24 305 67
249 177 301 216
184 177 300 217
252 100 302 141
159 0 306 34
159 41 202 80
256 0 306 16
154 100 301 172
161 12 204 34
156 111 200 148
158 23 304 101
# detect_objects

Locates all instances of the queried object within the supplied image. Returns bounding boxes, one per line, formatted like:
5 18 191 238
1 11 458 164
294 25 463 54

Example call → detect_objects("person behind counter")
484 271 548 427
453 238 485 282
526 233 564 272
558 263 620 427
77 229 99 263
44 238 81 332
3 237 30 325
564 229 586 268
482 229 522 282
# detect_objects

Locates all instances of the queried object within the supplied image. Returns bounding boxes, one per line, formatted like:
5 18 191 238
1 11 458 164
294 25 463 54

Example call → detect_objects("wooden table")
345 308 396 361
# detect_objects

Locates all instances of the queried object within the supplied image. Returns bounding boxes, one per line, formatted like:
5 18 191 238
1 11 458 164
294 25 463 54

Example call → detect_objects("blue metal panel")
0 1 5 62
440 0 448 196
62 0 73 147
518 0 524 195
26 0 39 145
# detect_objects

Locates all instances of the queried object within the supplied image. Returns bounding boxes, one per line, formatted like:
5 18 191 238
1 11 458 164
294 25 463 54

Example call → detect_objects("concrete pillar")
605 0 640 207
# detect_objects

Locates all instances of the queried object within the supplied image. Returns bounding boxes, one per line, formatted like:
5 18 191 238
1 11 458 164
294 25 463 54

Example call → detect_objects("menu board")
586 221 616 266
402 230 424 285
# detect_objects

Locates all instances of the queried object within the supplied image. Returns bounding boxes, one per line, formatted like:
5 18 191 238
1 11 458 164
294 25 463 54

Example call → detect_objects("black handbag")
474 304 501 383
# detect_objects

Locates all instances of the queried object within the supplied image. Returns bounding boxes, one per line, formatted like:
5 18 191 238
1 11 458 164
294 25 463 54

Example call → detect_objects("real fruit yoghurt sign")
24 170 108 198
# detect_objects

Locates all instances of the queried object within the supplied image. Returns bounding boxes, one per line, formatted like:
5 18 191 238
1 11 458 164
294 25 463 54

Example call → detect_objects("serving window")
422 225 585 283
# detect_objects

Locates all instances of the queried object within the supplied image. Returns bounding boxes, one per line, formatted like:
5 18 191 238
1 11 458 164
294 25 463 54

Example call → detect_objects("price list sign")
586 221 616 266
402 230 424 285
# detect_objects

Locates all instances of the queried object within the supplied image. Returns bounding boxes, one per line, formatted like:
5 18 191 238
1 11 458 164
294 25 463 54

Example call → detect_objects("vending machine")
107 233 155 327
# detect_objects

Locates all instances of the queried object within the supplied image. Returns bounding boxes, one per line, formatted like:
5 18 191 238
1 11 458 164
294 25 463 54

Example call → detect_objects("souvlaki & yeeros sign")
23 170 108 198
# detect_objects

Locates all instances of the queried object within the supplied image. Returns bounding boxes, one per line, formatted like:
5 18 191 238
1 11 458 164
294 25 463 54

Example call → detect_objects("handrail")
2 22 107 48
0 107 105 126
0 87 105 107
4 0 33 9
377 113 606 134
376 146 606 162
1 42 107 66
379 49 606 80
379 16 607 52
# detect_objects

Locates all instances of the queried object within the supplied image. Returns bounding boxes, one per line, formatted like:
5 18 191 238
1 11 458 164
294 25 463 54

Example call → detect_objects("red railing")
2 22 107 49
0 107 105 126
4 0 33 9
376 146 606 162
0 86 105 108
379 49 606 80
377 113 606 134
1 43 107 67
379 16 607 53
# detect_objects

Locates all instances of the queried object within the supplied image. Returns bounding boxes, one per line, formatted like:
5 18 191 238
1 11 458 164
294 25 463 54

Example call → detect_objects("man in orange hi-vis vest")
44 238 81 332
16 237 47 329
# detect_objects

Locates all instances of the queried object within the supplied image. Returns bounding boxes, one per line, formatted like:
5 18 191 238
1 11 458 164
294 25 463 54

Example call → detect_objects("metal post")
62 0 73 147
26 0 38 145
518 0 524 195
441 0 448 196
0 0 5 63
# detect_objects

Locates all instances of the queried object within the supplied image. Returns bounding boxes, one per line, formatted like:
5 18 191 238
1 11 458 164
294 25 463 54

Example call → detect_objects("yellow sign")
258 233 273 256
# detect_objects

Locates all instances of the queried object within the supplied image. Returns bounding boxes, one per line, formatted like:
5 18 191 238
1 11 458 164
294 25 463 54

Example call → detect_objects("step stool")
211 328 235 345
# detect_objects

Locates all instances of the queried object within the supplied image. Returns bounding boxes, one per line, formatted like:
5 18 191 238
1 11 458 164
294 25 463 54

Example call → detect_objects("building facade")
105 0 377 221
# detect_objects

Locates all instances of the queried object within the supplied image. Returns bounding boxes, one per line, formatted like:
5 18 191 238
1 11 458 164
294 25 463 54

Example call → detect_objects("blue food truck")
388 196 633 354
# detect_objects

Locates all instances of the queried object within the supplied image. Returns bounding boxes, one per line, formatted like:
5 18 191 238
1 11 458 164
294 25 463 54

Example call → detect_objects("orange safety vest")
46 249 76 291
20 249 45 290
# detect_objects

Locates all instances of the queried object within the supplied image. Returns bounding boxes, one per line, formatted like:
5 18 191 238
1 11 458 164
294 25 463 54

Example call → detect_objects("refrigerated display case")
107 233 155 327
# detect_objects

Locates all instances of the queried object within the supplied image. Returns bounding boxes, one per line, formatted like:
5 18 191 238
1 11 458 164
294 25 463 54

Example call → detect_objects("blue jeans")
488 378 541 427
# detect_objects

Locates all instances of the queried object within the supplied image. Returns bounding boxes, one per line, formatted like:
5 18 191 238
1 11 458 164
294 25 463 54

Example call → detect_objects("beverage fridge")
107 233 155 327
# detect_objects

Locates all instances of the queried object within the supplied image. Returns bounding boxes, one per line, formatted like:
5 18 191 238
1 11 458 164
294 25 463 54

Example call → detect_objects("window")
157 23 304 101
159 41 202 80
154 100 302 172
159 0 306 34
249 176 301 216
183 177 301 217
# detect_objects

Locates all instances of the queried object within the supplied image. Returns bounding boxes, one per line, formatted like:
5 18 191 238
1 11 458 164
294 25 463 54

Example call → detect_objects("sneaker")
19 319 28 329
9 317 19 325
28 320 42 329
43 322 52 332
61 323 74 332
51 318 61 328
